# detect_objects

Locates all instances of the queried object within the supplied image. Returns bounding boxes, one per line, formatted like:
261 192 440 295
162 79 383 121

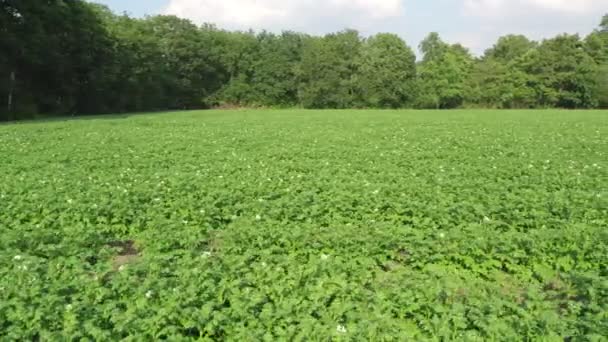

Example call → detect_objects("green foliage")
1 109 607 339
297 30 362 109
417 35 474 109
535 35 598 109
355 33 417 108
0 0 116 118
467 33 602 109
211 30 259 106
484 35 537 63
584 32 608 64
248 32 306 107
468 37 538 109
419 32 449 63
595 65 608 108
1 3 608 119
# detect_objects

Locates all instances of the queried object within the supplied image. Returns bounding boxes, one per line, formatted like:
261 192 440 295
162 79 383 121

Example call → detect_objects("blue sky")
90 0 608 56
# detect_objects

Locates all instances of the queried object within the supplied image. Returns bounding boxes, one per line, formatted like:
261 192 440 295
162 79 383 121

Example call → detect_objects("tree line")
1 0 608 120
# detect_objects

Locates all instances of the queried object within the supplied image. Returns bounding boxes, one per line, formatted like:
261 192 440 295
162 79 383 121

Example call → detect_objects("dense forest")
1 0 608 120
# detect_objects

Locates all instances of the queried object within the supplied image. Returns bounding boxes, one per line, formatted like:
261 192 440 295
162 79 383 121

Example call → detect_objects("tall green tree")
2 3 608 118
355 33 417 108
1 0 115 119
246 31 305 106
587 14 608 107
103 13 169 112
535 35 597 108
584 32 608 64
0 1 20 120
297 30 362 109
484 35 537 63
419 32 448 63
212 30 259 105
145 15 224 109
416 33 473 109
595 65 608 108
466 35 538 108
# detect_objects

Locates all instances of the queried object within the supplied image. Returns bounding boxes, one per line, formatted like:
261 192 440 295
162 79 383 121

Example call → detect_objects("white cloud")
164 0 404 31
464 0 608 16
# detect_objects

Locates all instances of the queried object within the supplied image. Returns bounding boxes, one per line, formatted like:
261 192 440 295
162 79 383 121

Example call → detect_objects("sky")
91 0 608 55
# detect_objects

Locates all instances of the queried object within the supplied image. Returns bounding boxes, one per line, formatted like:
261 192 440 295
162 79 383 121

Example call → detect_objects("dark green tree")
248 31 305 107
297 30 362 108
355 33 417 108
2 3 608 118
536 35 598 108
1 0 115 119
417 33 473 108
419 32 448 63
212 30 259 105
588 15 608 107
145 15 224 109
466 35 537 108
484 35 537 63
